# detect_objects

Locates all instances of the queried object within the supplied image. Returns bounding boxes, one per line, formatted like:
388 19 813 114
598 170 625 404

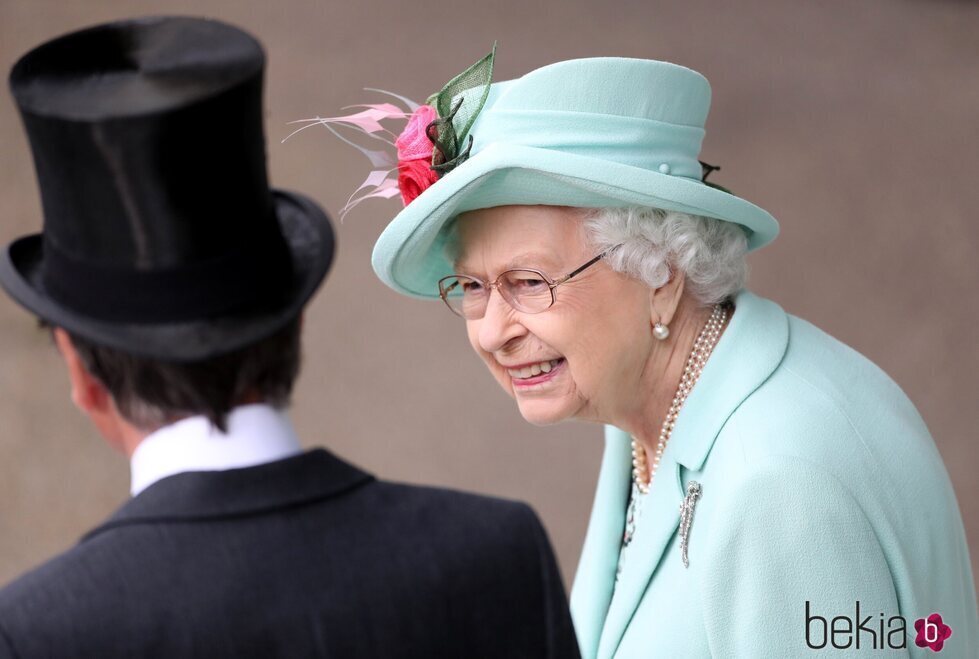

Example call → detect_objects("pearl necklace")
631 303 728 494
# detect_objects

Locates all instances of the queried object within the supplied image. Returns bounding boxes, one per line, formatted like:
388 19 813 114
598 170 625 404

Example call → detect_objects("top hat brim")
0 190 334 361
372 143 779 299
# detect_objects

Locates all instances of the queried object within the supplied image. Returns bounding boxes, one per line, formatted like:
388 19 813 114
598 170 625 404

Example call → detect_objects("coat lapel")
83 448 374 541
669 291 789 473
593 431 684 659
572 290 790 659
570 426 632 658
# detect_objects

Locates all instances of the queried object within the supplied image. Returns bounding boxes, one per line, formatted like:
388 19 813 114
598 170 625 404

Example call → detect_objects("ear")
53 328 112 415
649 267 686 327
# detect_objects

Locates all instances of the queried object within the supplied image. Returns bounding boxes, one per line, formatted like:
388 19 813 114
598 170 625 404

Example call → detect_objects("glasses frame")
438 244 621 319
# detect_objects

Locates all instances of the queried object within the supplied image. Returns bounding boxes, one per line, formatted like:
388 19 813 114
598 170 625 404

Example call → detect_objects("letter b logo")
805 601 827 650
914 613 952 652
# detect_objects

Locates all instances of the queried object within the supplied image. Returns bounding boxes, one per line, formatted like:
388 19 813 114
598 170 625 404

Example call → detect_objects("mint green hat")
371 57 779 298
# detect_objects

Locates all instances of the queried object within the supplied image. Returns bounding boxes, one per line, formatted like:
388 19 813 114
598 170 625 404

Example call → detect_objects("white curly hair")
584 206 748 306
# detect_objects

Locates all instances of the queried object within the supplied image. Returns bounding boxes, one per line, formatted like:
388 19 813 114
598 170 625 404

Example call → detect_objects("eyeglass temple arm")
552 244 622 287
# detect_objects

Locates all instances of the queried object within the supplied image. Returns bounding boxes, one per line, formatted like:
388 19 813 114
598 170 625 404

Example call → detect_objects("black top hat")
1 16 334 361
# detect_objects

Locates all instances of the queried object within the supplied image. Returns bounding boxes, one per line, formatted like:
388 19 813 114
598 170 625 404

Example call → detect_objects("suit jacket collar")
84 448 374 542
570 289 790 659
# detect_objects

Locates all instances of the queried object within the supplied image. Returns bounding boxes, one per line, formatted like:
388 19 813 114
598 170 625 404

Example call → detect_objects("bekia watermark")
805 601 953 652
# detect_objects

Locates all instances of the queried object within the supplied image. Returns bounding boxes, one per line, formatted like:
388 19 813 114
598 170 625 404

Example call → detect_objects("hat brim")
372 143 779 298
0 190 334 361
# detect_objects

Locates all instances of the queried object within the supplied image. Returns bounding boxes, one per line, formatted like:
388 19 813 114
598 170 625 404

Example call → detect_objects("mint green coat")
570 290 977 657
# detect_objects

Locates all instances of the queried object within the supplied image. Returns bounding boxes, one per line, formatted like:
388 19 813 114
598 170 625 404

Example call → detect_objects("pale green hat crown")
373 57 778 298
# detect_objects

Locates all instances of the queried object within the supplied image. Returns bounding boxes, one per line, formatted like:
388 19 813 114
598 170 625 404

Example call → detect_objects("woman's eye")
513 277 547 290
462 281 484 293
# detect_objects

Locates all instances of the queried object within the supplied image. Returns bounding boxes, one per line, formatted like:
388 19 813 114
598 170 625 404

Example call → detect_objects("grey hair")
584 207 748 305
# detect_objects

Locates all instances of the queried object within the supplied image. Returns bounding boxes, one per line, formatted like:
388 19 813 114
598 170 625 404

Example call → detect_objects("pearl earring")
653 322 670 340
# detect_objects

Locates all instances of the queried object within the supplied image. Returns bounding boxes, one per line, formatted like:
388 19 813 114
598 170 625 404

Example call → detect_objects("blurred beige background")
1 0 977 595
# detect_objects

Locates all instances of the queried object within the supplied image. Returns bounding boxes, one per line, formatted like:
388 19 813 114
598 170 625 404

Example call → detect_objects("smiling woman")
445 204 751 431
334 53 978 657
450 206 663 429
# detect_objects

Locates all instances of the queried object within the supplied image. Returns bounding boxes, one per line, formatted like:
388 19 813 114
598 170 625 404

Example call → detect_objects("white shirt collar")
129 403 302 497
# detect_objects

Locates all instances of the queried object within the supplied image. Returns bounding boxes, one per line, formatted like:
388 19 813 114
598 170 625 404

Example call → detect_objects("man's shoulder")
0 541 103 653
0 543 89 603
357 478 547 549
0 478 549 607
367 478 535 515
0 479 563 658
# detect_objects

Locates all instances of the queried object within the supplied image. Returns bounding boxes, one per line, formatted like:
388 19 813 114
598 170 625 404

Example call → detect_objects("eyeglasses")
438 245 620 320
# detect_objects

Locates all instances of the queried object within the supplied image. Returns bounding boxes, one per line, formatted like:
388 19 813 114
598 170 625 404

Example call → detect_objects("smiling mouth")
507 358 565 383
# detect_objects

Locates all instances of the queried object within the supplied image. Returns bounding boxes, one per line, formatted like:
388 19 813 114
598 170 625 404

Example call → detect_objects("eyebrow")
455 252 561 276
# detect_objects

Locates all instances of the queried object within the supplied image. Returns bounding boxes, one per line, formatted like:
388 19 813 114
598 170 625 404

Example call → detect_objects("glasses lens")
500 270 553 313
439 276 487 319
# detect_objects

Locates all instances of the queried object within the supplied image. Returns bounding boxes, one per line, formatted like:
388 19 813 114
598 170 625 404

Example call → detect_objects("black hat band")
42 235 293 324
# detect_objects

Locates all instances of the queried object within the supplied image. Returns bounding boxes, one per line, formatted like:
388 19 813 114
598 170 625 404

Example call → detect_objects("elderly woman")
335 55 977 656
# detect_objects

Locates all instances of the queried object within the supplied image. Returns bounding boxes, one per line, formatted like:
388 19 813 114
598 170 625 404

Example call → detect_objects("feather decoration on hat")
287 45 496 219
285 92 417 219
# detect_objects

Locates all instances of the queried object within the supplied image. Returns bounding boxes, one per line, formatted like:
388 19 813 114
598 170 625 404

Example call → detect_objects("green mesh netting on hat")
425 44 495 177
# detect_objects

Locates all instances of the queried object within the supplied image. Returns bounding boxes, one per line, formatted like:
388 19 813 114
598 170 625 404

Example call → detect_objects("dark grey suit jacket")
0 449 579 658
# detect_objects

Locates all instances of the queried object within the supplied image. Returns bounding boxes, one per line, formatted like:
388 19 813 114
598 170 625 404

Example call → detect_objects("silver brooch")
679 481 702 568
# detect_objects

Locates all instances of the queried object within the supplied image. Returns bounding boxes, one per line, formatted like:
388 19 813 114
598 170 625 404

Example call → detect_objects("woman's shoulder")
781 312 918 414
710 305 952 512
716 292 930 463
700 316 965 589
726 309 934 460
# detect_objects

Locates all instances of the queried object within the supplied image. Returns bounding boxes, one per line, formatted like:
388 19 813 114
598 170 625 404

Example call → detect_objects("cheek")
465 320 514 395
558 295 651 396
560 331 622 404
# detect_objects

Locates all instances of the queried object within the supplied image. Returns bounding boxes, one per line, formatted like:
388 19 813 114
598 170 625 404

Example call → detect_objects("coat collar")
570 290 789 659
83 448 374 542
129 404 303 497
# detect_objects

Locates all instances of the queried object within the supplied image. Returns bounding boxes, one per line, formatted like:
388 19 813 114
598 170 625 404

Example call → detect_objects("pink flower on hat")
395 105 437 162
396 158 439 207
394 105 439 205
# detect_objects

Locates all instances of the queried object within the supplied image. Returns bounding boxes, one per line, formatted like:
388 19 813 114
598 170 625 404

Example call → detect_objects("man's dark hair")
66 318 302 432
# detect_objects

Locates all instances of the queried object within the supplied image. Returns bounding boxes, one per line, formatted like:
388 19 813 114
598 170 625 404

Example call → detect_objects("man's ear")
53 328 112 415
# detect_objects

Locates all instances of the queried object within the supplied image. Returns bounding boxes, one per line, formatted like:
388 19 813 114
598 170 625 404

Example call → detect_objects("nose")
476 287 526 353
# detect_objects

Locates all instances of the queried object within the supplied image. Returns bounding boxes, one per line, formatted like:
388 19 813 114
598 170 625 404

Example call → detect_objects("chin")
514 399 574 426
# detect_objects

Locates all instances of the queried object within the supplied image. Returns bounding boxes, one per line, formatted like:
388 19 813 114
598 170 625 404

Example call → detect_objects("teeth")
508 359 561 379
